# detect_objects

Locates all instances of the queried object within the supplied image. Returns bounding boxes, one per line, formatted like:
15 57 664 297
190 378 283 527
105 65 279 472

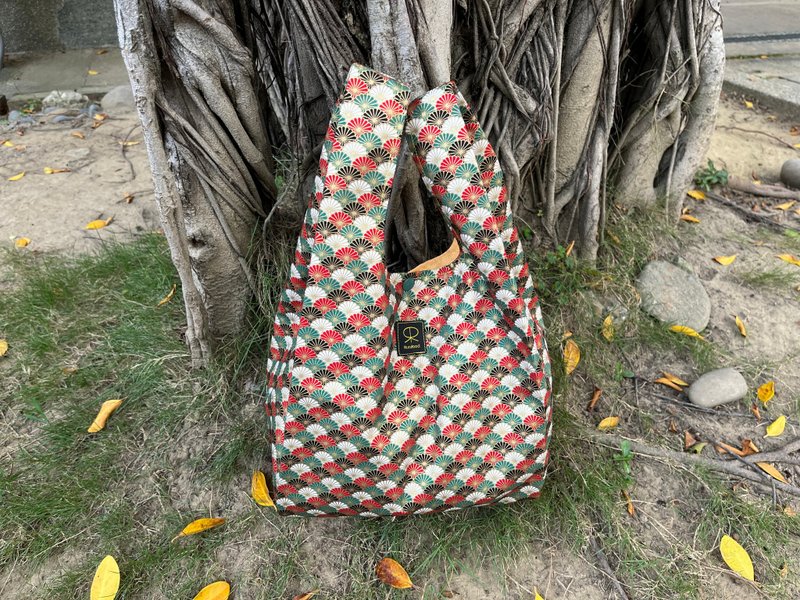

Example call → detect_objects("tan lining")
409 238 460 274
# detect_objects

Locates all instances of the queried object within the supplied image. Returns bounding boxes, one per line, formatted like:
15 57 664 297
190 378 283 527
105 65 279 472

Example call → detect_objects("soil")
1 93 799 599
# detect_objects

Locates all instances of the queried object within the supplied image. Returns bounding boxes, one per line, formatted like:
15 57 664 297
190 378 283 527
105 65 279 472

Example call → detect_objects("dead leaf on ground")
87 399 123 433
251 471 276 508
587 387 602 412
123 192 135 204
777 254 800 267
662 372 689 387
563 339 580 375
375 558 413 589
669 419 679 433
757 462 787 483
688 442 707 454
14 237 31 248
784 505 797 517
719 535 755 581
119 140 141 147
654 377 683 392
622 489 635 516
88 69 99 76
0 339 8 357
687 190 706 200
775 201 796 211
8 171 25 181
713 254 737 266
156 284 177 307
90 555 120 600
597 416 620 431
43 167 71 174
192 581 230 600
172 518 226 542
757 381 775 404
292 591 319 600
71 131 86 140
684 430 698 450
565 240 575 256
601 314 614 341
85 216 114 230
764 415 786 438
669 324 704 340
744 100 754 109
751 403 762 422
741 439 760 456
734 315 747 337
680 214 701 223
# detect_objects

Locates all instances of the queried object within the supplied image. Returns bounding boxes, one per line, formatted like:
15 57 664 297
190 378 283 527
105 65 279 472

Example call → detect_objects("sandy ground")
0 109 158 255
1 93 799 599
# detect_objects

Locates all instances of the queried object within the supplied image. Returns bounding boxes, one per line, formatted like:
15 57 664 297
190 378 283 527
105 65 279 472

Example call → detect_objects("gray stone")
636 260 711 331
42 90 89 110
687 368 748 408
101 85 136 114
780 159 800 190
7 110 23 124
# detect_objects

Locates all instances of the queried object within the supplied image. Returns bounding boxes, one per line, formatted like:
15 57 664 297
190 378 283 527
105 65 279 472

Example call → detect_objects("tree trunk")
115 0 724 364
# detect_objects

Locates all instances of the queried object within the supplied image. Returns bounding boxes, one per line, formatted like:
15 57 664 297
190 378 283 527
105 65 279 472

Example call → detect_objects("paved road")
722 0 800 55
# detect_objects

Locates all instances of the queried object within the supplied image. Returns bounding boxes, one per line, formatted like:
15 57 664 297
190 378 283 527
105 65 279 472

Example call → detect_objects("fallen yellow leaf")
688 442 708 454
764 415 786 438
88 69 100 75
156 283 177 307
192 581 230 600
719 535 754 581
669 324 704 340
734 315 747 337
88 399 123 433
43 167 71 174
794 143 800 149
15 237 31 248
94 113 108 122
119 140 141 147
292 591 319 600
777 254 800 267
8 171 25 181
85 216 114 230
2 140 14 147
622 489 635 516
744 100 754 109
597 416 620 431
587 387 602 412
534 590 545 600
172 517 226 542
563 339 580 375
0 339 8 357
741 439 760 456
90 555 120 600
562 330 573 340
775 201 796 211
757 381 775 404
251 471 276 508
654 377 683 392
663 372 689 387
687 190 706 200
757 462 787 483
565 240 575 257
71 131 86 140
601 314 614 341
784 505 797 517
713 254 737 266
375 557 413 589
680 214 701 223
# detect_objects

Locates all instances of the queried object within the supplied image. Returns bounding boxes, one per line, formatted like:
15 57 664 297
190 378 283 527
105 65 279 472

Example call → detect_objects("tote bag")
266 64 552 516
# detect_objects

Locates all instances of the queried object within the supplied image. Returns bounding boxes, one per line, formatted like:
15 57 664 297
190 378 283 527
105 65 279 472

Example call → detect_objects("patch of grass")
736 265 800 292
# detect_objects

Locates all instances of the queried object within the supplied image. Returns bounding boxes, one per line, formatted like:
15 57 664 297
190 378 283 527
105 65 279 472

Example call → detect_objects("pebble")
101 84 136 114
780 158 800 190
687 368 748 408
635 260 711 331
42 90 90 109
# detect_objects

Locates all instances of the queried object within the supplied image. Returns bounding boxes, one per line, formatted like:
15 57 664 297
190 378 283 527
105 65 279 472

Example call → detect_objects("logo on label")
395 320 426 356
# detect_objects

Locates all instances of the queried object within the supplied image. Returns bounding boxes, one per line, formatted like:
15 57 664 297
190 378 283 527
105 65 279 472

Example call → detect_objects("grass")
1 210 798 598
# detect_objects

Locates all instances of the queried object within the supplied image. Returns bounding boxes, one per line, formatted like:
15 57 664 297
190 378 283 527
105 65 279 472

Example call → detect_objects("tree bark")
115 0 724 361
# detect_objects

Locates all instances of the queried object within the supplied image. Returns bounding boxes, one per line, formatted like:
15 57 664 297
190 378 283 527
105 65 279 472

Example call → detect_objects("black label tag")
395 320 427 356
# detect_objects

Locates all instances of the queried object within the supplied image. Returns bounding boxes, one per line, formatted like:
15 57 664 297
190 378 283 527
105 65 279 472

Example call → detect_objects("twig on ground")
705 190 800 233
643 385 755 418
120 123 141 179
718 125 800 151
587 433 800 498
587 533 630 600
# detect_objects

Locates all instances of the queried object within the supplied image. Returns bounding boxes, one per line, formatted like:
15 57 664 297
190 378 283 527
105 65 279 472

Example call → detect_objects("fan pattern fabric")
266 64 552 516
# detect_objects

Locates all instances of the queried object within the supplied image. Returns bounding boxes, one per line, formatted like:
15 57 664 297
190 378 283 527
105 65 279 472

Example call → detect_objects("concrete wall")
0 0 118 54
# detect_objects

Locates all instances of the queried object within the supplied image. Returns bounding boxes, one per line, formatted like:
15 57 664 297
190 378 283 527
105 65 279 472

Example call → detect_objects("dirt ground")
1 93 799 599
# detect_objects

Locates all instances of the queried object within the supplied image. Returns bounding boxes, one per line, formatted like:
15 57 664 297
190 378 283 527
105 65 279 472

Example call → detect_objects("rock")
780 159 800 190
687 368 748 408
42 90 89 110
101 84 136 114
7 110 23 123
636 260 711 331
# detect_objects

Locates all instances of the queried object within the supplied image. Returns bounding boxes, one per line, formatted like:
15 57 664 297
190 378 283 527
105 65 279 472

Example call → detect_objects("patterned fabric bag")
266 64 552 516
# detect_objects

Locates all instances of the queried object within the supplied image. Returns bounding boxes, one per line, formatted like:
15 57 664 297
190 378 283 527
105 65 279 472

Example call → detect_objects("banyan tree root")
727 175 800 200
